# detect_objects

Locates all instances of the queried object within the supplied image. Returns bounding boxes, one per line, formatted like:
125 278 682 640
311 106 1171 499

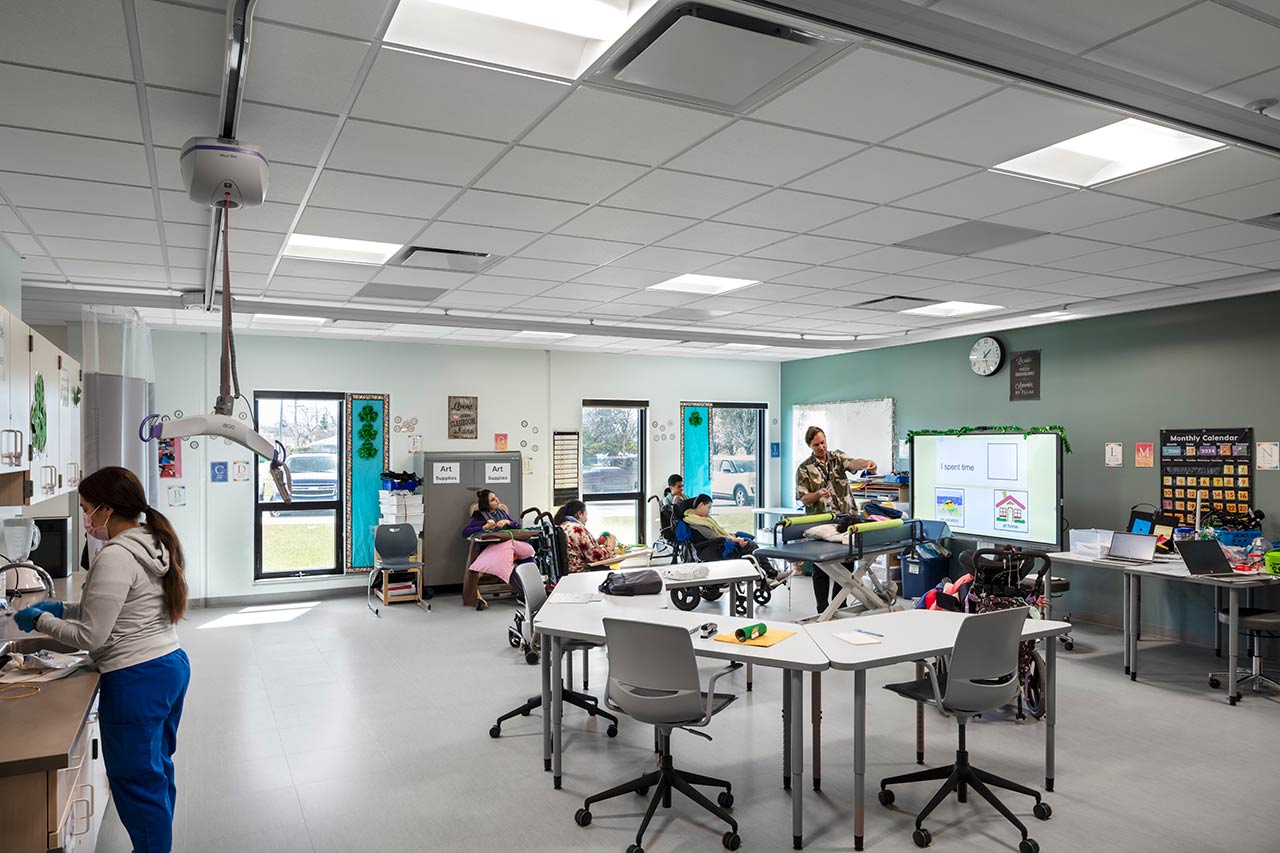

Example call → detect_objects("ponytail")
553 499 586 527
144 506 189 623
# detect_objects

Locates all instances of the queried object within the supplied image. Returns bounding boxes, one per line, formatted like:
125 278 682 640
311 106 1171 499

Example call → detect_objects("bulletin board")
345 393 391 573
1159 427 1253 525
791 398 895 475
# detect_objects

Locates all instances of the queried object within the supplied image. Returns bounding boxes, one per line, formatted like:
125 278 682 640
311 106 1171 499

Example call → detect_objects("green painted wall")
781 291 1280 644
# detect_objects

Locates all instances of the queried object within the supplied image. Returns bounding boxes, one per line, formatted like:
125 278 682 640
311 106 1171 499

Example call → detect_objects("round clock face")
969 336 1003 376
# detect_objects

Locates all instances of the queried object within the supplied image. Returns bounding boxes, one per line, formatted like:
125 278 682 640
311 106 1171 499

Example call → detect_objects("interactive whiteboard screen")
911 432 1062 548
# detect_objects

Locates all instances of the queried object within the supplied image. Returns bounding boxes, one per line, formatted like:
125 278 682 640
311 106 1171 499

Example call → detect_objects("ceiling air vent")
858 296 940 312
391 246 502 274
587 2 851 111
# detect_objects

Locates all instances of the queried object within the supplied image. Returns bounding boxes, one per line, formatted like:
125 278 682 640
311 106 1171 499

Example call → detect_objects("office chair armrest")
699 661 744 724
919 658 949 717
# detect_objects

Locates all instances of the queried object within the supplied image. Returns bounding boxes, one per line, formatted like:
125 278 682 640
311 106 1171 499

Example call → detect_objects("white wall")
151 331 780 602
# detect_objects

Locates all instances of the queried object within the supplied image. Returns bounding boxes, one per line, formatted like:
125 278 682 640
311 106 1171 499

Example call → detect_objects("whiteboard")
791 398 895 477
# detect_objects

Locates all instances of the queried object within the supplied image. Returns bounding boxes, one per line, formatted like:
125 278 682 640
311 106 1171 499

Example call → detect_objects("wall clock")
969 336 1004 376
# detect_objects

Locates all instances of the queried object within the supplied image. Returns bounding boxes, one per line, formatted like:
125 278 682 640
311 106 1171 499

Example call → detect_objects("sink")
0 637 83 658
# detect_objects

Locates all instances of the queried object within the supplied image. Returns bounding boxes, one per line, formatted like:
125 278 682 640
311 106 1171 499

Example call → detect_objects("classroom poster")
1158 427 1253 525
1135 443 1154 468
448 395 478 439
1105 443 1123 467
158 437 182 479
1258 441 1279 471
494 433 508 451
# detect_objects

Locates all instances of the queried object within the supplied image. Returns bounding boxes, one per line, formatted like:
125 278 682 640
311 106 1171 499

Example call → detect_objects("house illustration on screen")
995 493 1027 525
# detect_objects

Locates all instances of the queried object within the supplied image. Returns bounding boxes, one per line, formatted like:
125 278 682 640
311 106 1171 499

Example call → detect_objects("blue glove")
13 607 42 633
32 600 64 618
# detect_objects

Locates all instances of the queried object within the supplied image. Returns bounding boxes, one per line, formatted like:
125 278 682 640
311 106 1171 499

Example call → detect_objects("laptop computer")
1098 532 1157 565
1175 539 1257 580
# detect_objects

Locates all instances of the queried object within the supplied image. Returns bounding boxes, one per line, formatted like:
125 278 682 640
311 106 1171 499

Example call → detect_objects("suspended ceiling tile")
972 266 1087 287
274 257 377 282
605 170 765 218
899 170 1073 219
1205 240 1280 267
695 256 810 281
431 290 524 309
439 190 583 233
517 296 604 315
0 66 142 142
0 0 133 78
371 266 471 288
41 236 163 265
790 147 978 204
891 87 1121 168
571 267 676 288
736 282 825 302
165 222 284 255
1118 256 1252 283
135 1 223 94
974 233 1114 264
59 260 169 282
1181 178 1280 220
986 190 1156 233
477 148 646 204
160 190 297 232
522 87 728 166
1032 276 1170 298
3 233 45 256
354 48 567 141
1085 3 1280 93
751 46 1000 143
459 275 552 296
328 120 503 185
147 89 341 165
715 189 872 233
308 170 457 221
485 257 595 281
1046 246 1176 274
296 207 426 244
910 281 1014 302
667 121 862 185
1139 222 1280 255
611 245 730 273
771 266 885 287
1205 65 1280 111
558 207 697 244
0 207 25 232
21 210 159 245
0 128 149 186
19 256 65 277
246 22 368 114
1066 208 1226 243
930 0 1191 54
1099 147 1280 205
518 234 639 266
817 206 966 244
256 0 395 40
538 282 627 301
910 256 1023 282
750 235 876 265
831 246 949 274
414 221 537 256
659 221 791 255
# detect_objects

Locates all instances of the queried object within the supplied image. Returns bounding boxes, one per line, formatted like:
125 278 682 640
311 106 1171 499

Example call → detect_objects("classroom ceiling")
6 0 1280 360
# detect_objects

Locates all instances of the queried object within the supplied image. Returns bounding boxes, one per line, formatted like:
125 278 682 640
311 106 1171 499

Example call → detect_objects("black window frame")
253 390 346 580
700 401 767 511
580 400 648 545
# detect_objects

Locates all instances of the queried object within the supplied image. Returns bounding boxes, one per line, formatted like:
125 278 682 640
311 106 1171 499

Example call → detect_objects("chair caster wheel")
717 791 734 809
1033 802 1052 820
508 635 521 649
1019 838 1040 853
636 787 649 797
574 808 592 827
488 725 500 738
722 831 741 850
606 724 619 738
520 708 531 717
878 789 895 807
626 845 644 853
1209 676 1221 689
912 827 932 848
526 651 539 665
1063 641 1074 651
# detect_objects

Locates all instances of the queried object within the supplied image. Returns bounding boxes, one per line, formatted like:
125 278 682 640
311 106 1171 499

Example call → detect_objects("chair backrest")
375 524 417 560
551 524 571 576
943 607 1027 713
515 561 546 625
603 618 705 724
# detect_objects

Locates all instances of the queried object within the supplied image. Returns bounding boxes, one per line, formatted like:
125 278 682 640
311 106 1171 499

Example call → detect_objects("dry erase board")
791 398 894 473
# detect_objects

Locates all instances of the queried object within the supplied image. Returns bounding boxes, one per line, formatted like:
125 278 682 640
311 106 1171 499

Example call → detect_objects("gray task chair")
573 617 744 853
878 608 1052 853
489 562 619 739
1209 606 1280 700
368 523 427 616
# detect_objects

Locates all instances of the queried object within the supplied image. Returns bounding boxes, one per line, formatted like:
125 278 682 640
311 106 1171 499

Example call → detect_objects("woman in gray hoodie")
14 466 190 853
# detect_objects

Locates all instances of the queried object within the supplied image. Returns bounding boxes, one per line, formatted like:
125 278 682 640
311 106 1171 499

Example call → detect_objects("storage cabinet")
30 331 61 501
0 309 31 475
0 325 80 506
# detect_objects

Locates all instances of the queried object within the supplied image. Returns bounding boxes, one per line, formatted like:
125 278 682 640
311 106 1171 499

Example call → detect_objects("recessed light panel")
284 234 401 265
511 330 575 341
993 118 1224 188
648 274 759 295
254 313 326 325
900 300 1004 317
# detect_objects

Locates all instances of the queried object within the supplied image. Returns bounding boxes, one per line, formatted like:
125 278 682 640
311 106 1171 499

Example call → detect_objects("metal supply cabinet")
413 451 524 590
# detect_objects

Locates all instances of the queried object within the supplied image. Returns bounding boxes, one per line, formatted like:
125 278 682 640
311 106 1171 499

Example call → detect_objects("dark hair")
693 493 712 508
80 466 188 623
804 426 825 446
553 499 586 526
667 473 683 488
476 489 497 513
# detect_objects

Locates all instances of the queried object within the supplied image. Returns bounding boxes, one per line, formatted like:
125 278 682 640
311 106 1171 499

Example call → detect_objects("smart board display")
911 432 1062 548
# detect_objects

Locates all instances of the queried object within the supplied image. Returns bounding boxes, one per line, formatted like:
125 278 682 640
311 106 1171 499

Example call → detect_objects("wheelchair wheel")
753 585 772 606
700 585 724 602
1023 649 1047 720
671 587 702 611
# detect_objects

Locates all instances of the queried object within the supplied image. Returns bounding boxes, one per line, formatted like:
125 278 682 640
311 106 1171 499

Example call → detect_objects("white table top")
1048 550 1280 588
660 558 759 589
754 506 804 516
805 609 1073 672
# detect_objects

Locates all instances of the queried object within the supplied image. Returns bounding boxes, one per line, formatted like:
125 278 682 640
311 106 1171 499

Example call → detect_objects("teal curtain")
345 394 389 572
681 404 711 498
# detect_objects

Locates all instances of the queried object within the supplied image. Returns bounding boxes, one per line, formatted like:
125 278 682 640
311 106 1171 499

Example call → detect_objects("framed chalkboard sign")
1010 350 1041 401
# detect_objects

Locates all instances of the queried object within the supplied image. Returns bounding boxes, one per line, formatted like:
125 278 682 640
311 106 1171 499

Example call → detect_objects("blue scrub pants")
99 649 191 853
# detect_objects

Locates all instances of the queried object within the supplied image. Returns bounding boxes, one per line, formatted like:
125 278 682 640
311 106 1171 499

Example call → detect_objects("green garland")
906 425 1072 454
30 374 47 454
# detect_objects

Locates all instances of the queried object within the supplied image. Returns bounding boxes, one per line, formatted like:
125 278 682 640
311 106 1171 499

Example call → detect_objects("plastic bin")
1215 529 1263 549
1069 528 1114 557
902 556 951 600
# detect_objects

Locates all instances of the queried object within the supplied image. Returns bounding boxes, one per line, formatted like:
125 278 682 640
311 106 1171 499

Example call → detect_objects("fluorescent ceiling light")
900 301 1004 318
510 330 575 341
648 274 759 296
718 342 769 350
427 0 628 39
283 234 401 265
254 313 326 325
993 118 1224 187
1030 310 1084 320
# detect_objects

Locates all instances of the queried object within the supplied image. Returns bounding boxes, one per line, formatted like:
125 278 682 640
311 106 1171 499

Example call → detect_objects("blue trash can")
902 555 951 600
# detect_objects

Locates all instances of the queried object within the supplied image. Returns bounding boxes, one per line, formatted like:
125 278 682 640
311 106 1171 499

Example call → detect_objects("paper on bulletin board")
210 461 228 483
1105 443 1123 468
231 461 251 482
494 433 508 451
1135 443 1154 468
1259 442 1279 471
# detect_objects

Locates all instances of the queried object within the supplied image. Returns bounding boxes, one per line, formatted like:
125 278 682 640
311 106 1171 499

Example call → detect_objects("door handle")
70 796 91 836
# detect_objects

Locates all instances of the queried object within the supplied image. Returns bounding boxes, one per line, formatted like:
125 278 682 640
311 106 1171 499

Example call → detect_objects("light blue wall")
781 291 1280 645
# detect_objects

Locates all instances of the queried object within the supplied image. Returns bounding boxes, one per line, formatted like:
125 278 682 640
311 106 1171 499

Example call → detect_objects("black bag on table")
598 569 662 596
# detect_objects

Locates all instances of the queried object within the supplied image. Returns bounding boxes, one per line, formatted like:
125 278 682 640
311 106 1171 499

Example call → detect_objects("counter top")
0 668 99 777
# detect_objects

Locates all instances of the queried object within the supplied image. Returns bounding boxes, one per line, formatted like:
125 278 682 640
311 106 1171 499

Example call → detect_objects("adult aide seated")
462 489 535 586
554 499 619 573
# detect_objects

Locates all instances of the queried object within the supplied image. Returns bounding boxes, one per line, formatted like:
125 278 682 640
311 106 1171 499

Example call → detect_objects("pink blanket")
469 539 535 583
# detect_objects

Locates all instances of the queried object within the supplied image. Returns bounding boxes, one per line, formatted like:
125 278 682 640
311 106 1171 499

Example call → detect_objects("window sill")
252 573 359 586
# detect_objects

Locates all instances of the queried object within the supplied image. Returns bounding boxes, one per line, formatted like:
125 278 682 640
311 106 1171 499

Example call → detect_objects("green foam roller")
849 519 904 533
782 512 836 527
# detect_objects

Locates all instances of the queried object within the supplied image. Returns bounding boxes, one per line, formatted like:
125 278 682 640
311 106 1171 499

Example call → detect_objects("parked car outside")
582 465 637 494
281 452 338 502
712 456 757 506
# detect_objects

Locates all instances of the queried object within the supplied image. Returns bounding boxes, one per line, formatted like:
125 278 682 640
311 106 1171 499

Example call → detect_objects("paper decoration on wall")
771 442 782 459
1258 442 1279 471
210 461 229 483
1135 443 1154 468
392 415 419 434
232 461 251 482
1159 428 1253 524
1009 350 1040 402
167 485 187 508
486 462 511 483
1105 443 1123 467
30 373 47 454
158 437 181 479
448 395 478 439
494 433 508 451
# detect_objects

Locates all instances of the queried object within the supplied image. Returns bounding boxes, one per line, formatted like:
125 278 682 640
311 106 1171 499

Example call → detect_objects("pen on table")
854 628 883 638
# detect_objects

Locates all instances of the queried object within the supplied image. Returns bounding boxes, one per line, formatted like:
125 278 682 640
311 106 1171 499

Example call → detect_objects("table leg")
854 669 866 852
915 661 925 765
1045 631 1056 792
1228 586 1240 706
551 635 564 789
746 579 755 692
1121 572 1130 675
540 629 552 773
1214 586 1223 658
792 668 805 850
812 672 822 791
1129 575 1140 681
782 669 792 790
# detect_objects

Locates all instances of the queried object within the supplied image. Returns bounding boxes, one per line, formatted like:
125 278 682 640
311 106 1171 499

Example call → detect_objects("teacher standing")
795 426 877 613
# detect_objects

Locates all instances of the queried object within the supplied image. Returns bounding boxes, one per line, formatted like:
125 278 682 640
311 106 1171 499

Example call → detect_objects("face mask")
83 506 111 541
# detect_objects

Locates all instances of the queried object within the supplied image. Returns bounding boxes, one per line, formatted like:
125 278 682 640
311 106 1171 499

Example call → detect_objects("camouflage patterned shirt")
795 450 872 515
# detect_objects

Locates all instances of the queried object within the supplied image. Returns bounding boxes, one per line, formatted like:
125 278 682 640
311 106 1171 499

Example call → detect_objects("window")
253 392 345 579
581 400 647 543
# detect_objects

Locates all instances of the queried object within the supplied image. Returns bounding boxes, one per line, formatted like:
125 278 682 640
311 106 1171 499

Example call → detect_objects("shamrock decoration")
356 404 381 461
687 410 703 428
357 423 377 442
358 405 378 424
72 385 82 407
357 443 378 460
30 374 47 454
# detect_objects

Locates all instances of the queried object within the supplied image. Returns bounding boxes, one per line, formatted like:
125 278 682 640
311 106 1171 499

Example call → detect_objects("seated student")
462 489 535 595
553 499 618 573
682 493 761 562
661 474 686 507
